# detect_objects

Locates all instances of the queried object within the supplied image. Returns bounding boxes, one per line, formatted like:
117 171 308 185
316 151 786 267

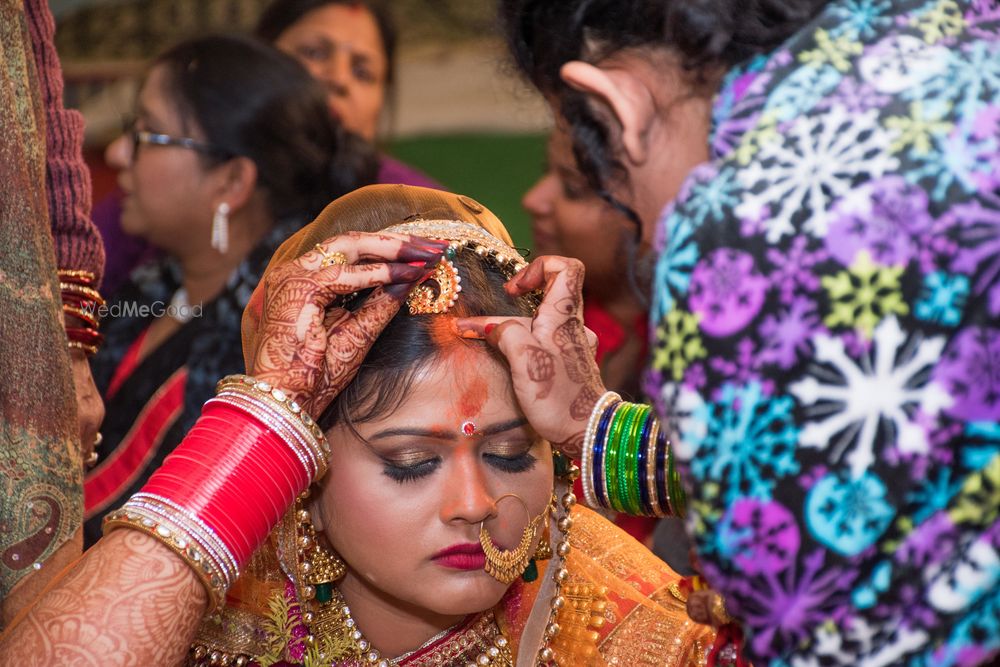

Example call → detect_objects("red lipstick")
432 542 486 570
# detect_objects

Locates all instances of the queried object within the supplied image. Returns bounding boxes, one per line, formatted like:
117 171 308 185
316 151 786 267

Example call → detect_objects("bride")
190 185 712 666
0 185 711 666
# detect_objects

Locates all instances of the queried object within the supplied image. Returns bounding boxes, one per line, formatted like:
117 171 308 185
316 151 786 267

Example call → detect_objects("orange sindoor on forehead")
458 374 488 420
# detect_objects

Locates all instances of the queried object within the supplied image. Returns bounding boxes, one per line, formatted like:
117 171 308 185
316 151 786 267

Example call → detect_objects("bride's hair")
317 236 533 436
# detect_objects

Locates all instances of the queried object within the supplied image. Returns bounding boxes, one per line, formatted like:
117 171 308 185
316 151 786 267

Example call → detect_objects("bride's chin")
422 574 510 616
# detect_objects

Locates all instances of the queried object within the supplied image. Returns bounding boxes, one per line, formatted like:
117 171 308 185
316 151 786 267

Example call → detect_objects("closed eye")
484 451 537 474
382 457 440 483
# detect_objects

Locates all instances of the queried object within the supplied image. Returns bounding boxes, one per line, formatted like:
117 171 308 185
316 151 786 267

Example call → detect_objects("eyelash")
382 451 537 484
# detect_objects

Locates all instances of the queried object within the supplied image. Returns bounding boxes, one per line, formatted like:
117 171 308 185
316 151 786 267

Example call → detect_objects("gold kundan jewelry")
480 494 548 585
406 258 461 315
533 523 554 561
284 493 349 652
535 466 582 665
384 219 540 314
297 504 346 596
326 588 513 667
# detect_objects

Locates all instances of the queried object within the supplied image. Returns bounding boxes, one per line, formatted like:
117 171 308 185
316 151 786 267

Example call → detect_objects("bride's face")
315 347 554 617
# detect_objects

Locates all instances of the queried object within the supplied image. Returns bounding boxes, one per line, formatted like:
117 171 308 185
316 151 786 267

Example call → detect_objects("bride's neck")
337 573 467 658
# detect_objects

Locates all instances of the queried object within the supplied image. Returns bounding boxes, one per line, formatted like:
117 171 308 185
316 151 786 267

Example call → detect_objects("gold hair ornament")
406 258 461 314
384 219 540 315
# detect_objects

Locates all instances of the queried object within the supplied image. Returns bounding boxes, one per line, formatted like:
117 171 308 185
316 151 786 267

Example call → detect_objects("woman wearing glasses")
82 34 377 546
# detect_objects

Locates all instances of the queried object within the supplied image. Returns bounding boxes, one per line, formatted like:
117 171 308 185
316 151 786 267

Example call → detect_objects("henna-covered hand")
455 256 604 458
249 232 447 418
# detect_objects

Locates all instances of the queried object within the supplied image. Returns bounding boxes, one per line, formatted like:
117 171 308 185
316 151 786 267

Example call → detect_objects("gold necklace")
534 468 579 666
329 588 513 667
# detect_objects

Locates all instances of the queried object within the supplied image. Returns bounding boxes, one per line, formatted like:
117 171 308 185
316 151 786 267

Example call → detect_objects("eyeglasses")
121 116 231 161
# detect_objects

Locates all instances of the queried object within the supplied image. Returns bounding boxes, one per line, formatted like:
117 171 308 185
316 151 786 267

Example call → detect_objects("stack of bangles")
103 374 331 610
59 269 105 356
581 391 686 517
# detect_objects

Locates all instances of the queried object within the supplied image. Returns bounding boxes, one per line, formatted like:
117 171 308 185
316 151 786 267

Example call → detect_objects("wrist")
104 375 329 610
582 397 685 518
59 268 104 355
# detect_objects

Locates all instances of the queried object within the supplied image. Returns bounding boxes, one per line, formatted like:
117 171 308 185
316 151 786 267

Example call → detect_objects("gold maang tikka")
479 493 549 585
384 220 539 316
406 258 461 314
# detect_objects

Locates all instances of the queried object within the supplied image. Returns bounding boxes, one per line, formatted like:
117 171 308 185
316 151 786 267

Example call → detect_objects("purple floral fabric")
646 1 1000 664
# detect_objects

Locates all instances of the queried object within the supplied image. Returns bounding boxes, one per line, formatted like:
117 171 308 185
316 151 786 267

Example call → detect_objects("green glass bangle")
611 403 635 512
666 440 685 518
603 403 630 510
621 405 650 515
670 456 687 517
613 404 642 513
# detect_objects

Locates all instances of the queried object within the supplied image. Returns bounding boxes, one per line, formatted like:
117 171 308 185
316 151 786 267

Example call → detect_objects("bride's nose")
439 449 495 526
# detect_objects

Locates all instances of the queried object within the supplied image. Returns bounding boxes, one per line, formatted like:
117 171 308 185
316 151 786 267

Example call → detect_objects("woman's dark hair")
154 34 378 221
255 0 398 88
500 0 829 198
317 245 532 434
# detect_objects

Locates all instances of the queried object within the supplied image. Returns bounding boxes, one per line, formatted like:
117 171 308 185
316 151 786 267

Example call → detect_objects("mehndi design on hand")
249 231 447 418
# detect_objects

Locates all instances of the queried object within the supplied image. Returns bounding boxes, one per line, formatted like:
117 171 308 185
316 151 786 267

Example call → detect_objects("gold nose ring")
479 493 548 584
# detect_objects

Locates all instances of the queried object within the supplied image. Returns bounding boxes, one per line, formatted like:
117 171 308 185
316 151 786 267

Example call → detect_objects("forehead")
137 66 184 128
547 123 573 161
287 3 385 58
371 347 518 427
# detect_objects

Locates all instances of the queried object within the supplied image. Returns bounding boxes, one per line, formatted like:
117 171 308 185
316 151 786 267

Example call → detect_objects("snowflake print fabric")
646 1 1000 664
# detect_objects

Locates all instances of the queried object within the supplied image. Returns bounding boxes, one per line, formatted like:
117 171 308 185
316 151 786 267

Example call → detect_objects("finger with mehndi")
455 315 599 353
311 286 408 413
453 315 530 339
304 232 447 270
503 255 586 321
307 263 427 304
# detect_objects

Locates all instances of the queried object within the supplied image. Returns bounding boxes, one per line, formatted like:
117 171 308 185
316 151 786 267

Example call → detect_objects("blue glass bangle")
636 411 655 515
592 400 620 509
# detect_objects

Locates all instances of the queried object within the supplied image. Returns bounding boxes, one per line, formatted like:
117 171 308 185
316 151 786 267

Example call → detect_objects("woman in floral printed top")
488 0 1000 664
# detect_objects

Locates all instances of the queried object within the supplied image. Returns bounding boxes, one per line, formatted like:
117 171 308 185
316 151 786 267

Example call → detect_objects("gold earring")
295 500 346 605
480 494 548 585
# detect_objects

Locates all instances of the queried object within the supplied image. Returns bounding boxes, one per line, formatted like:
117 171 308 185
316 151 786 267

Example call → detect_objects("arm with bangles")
0 233 444 666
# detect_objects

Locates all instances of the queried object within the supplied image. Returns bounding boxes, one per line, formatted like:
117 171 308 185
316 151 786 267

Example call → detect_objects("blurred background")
51 0 551 248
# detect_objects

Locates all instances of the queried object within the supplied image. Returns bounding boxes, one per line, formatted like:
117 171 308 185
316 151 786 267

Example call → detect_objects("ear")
560 60 656 165
210 156 258 213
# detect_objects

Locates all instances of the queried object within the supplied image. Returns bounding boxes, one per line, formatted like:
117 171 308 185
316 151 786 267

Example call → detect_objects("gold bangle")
103 498 236 612
67 340 99 356
57 269 97 281
62 304 100 328
710 592 732 626
59 282 105 305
